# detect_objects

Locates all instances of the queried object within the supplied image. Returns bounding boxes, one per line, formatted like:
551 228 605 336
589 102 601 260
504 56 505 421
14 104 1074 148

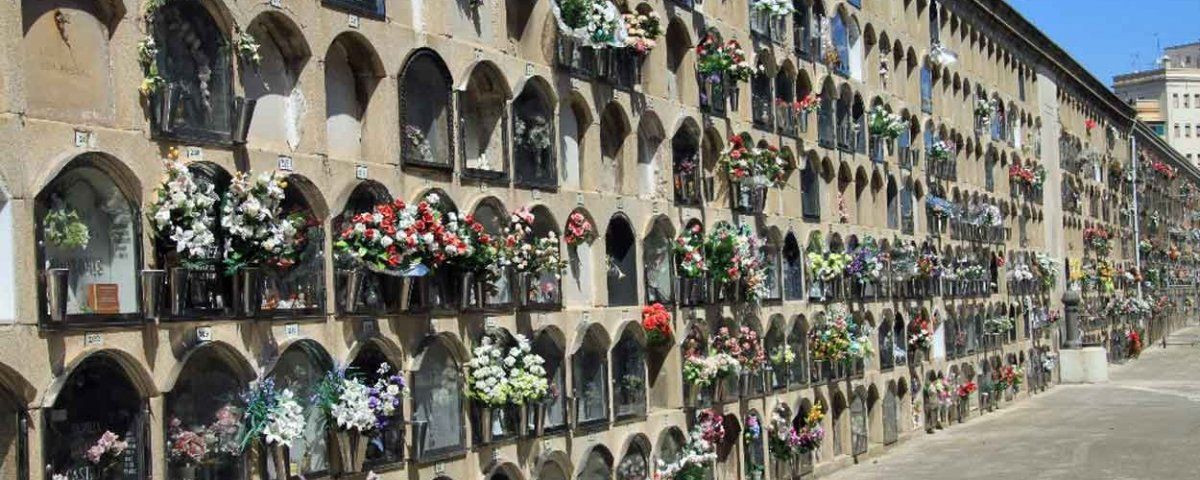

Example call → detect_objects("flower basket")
141 269 166 318
236 267 263 316
337 269 366 314
44 268 69 322
328 429 367 474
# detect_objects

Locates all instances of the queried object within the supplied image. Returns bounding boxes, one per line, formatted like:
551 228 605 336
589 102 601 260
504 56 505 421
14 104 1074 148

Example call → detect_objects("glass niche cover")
40 163 139 318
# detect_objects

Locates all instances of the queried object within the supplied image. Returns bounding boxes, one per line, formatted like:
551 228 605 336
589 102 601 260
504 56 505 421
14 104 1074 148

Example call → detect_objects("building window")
580 447 614 480
618 439 651 480
783 232 805 300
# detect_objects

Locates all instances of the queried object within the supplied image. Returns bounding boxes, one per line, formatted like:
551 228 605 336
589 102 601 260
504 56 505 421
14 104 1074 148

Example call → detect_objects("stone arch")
637 111 667 197
458 59 512 176
325 31 386 160
244 10 312 151
400 47 455 169
599 101 632 194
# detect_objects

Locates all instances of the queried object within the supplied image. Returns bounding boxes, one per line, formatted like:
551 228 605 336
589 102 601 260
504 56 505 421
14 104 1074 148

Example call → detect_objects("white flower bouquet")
239 379 305 449
467 332 550 407
220 170 309 274
148 158 220 266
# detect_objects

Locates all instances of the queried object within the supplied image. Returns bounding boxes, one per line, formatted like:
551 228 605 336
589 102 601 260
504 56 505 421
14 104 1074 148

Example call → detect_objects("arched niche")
521 206 563 308
789 315 810 386
0 372 25 480
605 214 638 307
333 180 397 314
664 18 695 102
36 153 141 322
325 32 384 160
573 323 610 428
164 344 253 479
400 48 454 169
255 174 325 316
783 231 804 299
148 0 239 143
45 354 149 479
636 113 665 198
612 324 647 420
513 77 558 188
347 341 405 467
599 102 631 194
21 0 119 123
411 335 466 459
559 93 591 190
655 427 686 473
244 12 311 151
616 434 650 480
469 198 512 308
459 61 510 177
671 119 702 205
578 446 613 480
563 207 596 308
533 328 568 432
642 216 675 305
269 341 334 476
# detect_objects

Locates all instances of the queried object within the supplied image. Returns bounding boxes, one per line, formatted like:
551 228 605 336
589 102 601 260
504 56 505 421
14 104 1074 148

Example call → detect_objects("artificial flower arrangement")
238 378 305 452
76 431 129 477
984 315 1014 335
642 303 673 348
704 223 768 301
564 211 596 247
220 170 311 275
1033 253 1060 289
889 241 918 281
554 0 627 47
808 304 873 364
623 9 662 55
720 134 791 188
313 363 406 438
916 249 942 280
445 211 501 280
1083 226 1111 254
907 314 932 353
806 233 850 282
926 378 952 406
167 405 241 469
674 223 708 279
43 207 91 250
656 410 722 480
769 344 796 369
735 326 767 373
974 98 994 125
868 105 906 139
682 328 740 389
797 93 820 114
1084 118 1097 133
1150 160 1177 180
1008 163 1036 186
334 194 471 276
999 365 1024 392
928 139 956 163
695 33 755 83
767 404 803 460
845 237 886 283
501 208 567 279
466 332 549 407
751 0 796 16
743 412 765 480
1127 329 1142 358
147 157 220 266
956 381 977 400
794 402 825 454
1007 263 1035 282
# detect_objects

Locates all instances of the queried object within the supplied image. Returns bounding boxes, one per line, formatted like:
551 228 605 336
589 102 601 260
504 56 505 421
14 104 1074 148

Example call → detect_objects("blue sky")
1006 0 1200 88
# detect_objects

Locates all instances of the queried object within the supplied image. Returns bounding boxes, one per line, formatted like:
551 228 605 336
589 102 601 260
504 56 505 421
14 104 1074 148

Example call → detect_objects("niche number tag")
348 14 361 29
362 319 378 335
285 323 300 339
196 326 213 342
73 130 89 148
355 164 369 180
84 333 103 347
278 155 294 171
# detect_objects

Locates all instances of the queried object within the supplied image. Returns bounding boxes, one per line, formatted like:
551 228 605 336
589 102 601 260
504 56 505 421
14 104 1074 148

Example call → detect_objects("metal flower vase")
140 269 165 319
44 268 70 322
237 267 263 317
339 270 366 314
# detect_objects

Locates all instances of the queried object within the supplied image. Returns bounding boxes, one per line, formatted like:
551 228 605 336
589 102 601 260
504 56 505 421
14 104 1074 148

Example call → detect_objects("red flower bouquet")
642 303 673 348
564 211 596 247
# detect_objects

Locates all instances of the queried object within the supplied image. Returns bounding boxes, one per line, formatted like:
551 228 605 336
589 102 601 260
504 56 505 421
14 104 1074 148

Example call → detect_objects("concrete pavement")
824 327 1200 479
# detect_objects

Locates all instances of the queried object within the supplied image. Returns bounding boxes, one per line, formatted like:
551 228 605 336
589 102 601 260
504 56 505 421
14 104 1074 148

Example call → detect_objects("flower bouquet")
220 170 314 280
907 315 932 354
682 330 740 391
564 211 596 247
553 0 627 47
642 303 673 348
500 209 566 304
956 381 977 400
928 139 956 163
1083 226 1111 254
752 0 796 16
974 98 994 126
704 223 767 301
845 239 886 284
767 404 801 460
622 10 661 55
743 412 764 480
735 326 767 373
43 207 91 250
674 223 708 279
69 430 129 478
808 305 873 365
795 403 825 454
807 251 851 282
868 105 906 140
695 34 754 83
148 158 220 266
467 332 549 407
656 411 721 480
238 378 304 477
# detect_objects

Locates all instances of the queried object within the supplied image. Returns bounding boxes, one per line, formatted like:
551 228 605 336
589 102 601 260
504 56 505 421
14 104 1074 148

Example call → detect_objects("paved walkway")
825 327 1200 479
